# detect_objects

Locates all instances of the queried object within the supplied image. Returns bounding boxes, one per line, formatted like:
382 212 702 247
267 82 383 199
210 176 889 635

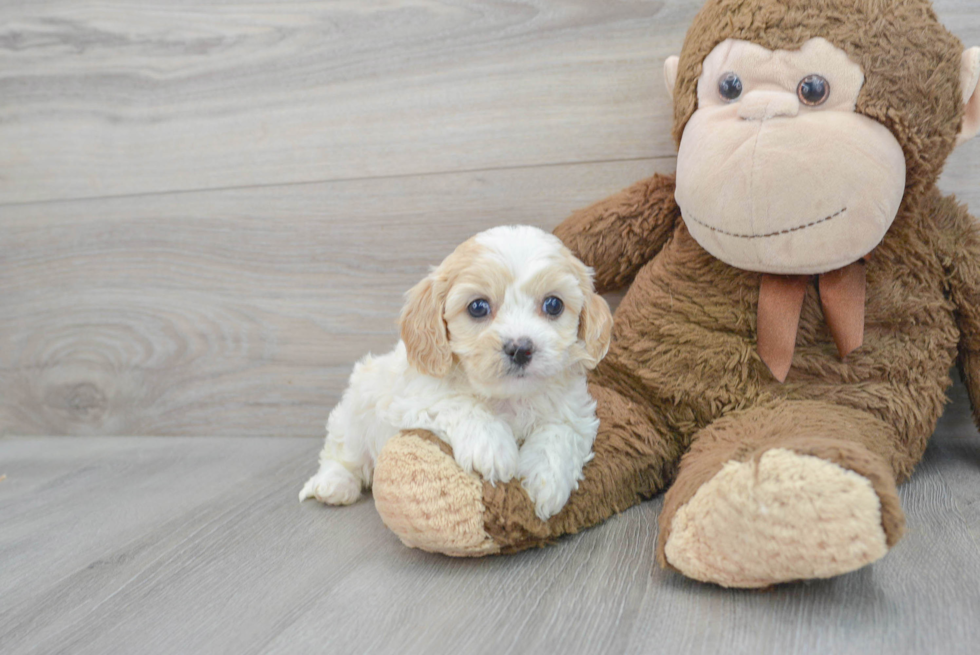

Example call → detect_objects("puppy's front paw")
299 461 361 505
519 447 581 521
451 420 519 485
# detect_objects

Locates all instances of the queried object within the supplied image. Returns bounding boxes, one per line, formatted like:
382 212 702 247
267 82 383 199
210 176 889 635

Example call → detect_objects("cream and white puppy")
299 225 613 520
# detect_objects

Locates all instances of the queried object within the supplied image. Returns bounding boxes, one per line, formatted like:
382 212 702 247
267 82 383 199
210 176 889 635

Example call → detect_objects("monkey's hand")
554 173 680 294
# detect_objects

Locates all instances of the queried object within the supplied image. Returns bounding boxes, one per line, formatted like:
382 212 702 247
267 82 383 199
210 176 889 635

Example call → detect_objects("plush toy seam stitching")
686 207 847 239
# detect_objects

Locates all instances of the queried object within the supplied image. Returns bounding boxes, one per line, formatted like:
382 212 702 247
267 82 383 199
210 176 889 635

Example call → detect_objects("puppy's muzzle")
503 338 534 369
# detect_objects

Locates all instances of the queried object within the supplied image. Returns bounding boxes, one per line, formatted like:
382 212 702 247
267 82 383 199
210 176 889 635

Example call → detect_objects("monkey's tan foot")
659 446 902 588
373 430 501 557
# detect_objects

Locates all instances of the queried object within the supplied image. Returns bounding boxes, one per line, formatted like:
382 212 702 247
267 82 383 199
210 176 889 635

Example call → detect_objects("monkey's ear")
664 56 680 100
399 274 453 378
956 47 980 148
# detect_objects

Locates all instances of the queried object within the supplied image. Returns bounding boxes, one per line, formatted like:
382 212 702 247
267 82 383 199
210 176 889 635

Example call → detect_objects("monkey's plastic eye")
467 299 491 318
542 296 564 317
798 74 830 106
718 72 743 102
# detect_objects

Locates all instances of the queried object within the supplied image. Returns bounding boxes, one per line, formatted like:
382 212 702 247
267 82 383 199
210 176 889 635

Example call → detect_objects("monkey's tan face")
673 38 907 275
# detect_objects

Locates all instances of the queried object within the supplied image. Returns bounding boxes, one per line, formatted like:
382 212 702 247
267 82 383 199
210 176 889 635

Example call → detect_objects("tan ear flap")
956 47 980 148
664 56 680 100
578 291 613 370
399 274 453 377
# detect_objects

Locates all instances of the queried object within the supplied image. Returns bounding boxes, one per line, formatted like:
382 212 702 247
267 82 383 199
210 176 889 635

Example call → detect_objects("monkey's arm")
942 201 980 429
554 173 680 294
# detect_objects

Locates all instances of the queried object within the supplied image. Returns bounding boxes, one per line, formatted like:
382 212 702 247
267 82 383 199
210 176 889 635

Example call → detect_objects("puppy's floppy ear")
399 273 453 377
572 257 614 369
578 290 613 369
956 47 980 147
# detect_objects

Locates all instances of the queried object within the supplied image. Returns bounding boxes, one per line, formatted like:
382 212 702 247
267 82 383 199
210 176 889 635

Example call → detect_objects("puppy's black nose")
503 338 534 368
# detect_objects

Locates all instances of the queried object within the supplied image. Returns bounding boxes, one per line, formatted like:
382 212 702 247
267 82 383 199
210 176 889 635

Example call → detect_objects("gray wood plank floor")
1 381 978 655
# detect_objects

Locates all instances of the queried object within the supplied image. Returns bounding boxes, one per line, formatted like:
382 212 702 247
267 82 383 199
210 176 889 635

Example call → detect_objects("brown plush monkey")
369 0 980 587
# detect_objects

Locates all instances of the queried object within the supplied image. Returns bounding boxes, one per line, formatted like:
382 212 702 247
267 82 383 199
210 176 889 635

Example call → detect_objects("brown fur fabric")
483 174 972 556
554 174 681 293
934 190 980 427
487 0 978 561
371 0 980 584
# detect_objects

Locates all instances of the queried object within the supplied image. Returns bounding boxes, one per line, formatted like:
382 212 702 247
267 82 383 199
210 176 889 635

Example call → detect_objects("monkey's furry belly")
594 225 960 447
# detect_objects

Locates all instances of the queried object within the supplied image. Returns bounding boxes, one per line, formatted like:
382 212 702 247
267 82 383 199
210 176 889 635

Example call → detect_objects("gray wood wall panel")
0 0 692 205
0 159 658 436
1 0 979 437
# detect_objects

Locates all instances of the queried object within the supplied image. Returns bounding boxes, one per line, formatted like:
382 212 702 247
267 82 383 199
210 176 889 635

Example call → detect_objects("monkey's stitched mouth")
685 208 847 240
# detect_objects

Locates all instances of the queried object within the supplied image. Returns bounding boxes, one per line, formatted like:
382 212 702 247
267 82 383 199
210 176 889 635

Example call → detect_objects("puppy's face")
400 225 612 398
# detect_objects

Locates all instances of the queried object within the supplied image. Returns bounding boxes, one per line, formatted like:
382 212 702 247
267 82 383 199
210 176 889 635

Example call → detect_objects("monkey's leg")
372 376 683 556
656 400 907 588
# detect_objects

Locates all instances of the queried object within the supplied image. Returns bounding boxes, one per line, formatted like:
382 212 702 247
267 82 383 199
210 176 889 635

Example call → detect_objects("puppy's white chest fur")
486 379 591 445
488 398 535 445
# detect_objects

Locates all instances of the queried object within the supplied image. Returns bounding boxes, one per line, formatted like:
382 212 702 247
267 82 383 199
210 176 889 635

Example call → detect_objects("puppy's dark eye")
797 74 830 106
467 299 491 319
718 72 743 102
542 296 564 317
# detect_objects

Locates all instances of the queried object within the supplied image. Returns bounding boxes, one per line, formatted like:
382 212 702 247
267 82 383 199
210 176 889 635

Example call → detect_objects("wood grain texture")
0 0 692 205
1 0 979 438
0 159 660 436
0 382 977 655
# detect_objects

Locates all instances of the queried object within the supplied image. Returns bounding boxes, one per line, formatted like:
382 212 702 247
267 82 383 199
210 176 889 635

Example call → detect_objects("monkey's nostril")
503 338 534 367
